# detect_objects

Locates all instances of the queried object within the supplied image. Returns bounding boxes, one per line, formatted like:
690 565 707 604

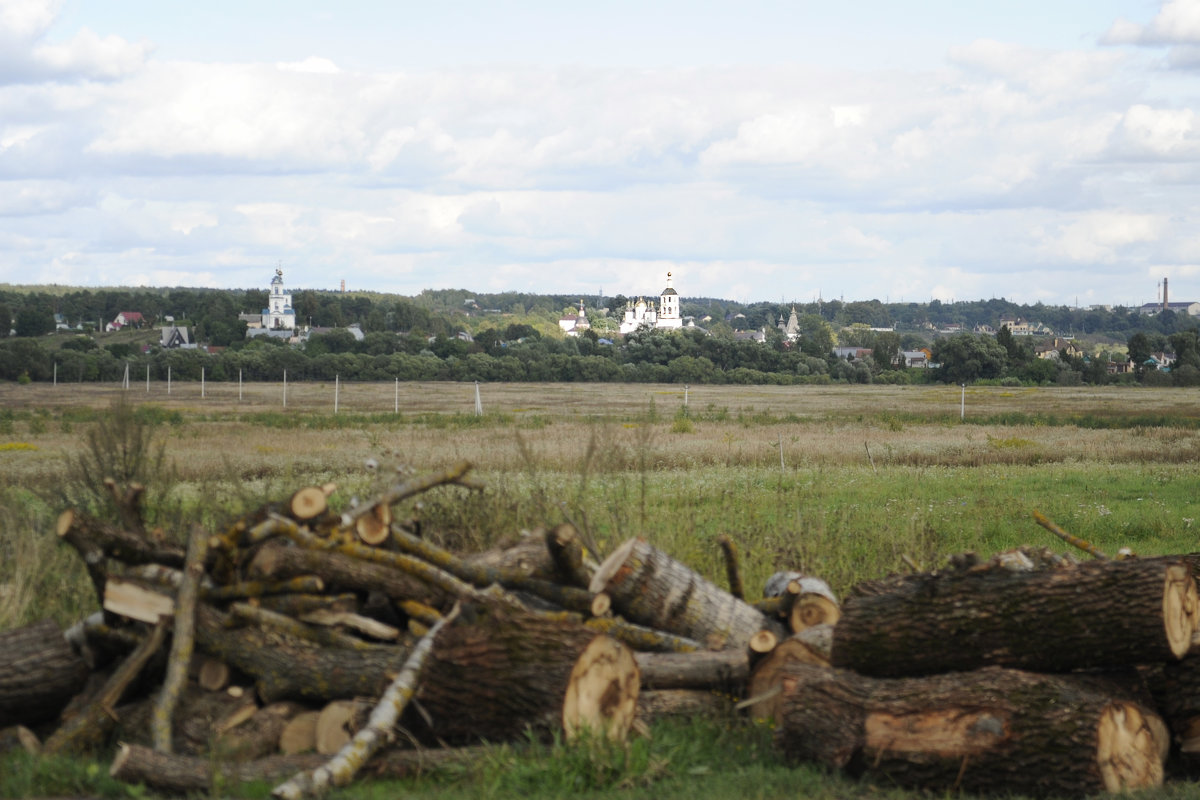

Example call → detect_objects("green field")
3 381 1200 798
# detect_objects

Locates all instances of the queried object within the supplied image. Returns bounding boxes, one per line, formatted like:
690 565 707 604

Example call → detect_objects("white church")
263 268 297 330
618 272 685 335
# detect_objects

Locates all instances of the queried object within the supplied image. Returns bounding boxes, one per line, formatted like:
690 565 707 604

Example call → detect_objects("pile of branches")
0 461 836 798
8 459 1200 799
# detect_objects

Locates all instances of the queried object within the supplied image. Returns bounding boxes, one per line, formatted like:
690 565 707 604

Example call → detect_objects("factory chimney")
1164 277 1169 311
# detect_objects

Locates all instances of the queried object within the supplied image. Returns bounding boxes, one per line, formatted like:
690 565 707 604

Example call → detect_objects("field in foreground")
3 381 1200 798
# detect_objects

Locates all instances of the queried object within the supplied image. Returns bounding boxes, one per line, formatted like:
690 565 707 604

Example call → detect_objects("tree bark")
411 589 638 744
832 557 1199 677
590 537 781 651
247 538 446 608
0 619 89 728
193 603 411 704
634 649 749 691
775 663 1169 798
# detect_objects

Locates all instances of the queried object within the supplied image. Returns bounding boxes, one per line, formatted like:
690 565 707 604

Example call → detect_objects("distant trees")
931 333 1007 384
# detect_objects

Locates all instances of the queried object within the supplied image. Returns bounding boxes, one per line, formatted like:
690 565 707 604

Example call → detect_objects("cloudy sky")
3 0 1200 306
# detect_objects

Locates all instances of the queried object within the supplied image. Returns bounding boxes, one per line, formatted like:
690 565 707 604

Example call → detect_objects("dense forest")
1 284 1197 387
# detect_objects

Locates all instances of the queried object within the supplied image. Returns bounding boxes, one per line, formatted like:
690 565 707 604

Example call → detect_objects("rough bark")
634 649 749 692
546 523 592 588
0 619 89 728
590 537 781 650
412 589 638 744
215 702 309 762
57 508 185 567
832 557 1199 677
194 603 412 704
775 663 1169 798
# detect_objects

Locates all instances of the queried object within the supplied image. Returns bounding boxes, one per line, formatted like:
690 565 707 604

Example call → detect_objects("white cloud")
1103 0 1200 44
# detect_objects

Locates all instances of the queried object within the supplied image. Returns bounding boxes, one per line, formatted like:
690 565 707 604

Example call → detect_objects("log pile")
8 462 1200 799
0 461 808 798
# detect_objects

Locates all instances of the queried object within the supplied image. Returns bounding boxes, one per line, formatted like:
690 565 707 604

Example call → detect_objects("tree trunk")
411 589 638 744
590 537 780 650
832 557 1199 677
0 619 89 728
775 663 1169 798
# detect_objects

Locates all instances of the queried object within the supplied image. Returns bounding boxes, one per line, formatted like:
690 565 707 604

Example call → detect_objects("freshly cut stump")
288 487 328 521
833 557 1199 677
562 636 639 742
775 663 1168 798
590 537 778 650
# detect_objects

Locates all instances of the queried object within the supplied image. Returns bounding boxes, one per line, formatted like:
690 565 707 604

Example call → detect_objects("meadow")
3 380 1200 798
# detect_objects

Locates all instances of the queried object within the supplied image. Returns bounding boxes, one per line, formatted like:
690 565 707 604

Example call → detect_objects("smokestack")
1164 277 1169 311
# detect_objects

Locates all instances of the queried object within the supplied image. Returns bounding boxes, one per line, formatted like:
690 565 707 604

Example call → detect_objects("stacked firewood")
0 461 837 798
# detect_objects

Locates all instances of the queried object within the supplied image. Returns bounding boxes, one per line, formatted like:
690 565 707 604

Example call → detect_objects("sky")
3 1 1200 307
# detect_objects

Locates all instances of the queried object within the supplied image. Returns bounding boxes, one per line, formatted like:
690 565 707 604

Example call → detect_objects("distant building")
1139 301 1200 317
262 268 297 330
619 272 685 334
777 306 800 342
106 311 145 332
160 326 195 349
559 300 592 336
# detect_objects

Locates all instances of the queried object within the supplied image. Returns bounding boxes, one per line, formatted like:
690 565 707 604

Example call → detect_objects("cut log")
354 504 392 546
637 689 735 723
463 529 556 580
589 537 781 651
288 487 328 521
832 556 1200 677
716 535 745 600
745 624 834 723
299 610 400 642
562 636 639 742
634 649 749 692
280 711 321 755
104 578 174 624
194 603 410 704
315 699 371 755
1160 655 1200 763
247 539 446 607
0 619 89 728
546 523 592 588
775 663 1169 798
412 588 639 744
110 742 489 795
198 657 232 692
57 508 186 568
215 702 307 762
785 576 840 633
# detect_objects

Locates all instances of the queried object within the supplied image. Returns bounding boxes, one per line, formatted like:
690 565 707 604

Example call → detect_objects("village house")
558 300 592 336
160 325 195 349
1034 338 1083 360
895 348 932 368
106 311 145 332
